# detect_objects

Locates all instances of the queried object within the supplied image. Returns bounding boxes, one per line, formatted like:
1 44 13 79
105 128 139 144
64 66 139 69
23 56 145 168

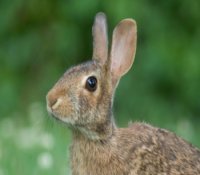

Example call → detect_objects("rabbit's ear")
110 19 137 85
92 12 108 65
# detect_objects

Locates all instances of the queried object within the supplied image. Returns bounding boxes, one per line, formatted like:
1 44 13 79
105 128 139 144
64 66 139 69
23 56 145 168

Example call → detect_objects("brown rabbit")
46 12 200 175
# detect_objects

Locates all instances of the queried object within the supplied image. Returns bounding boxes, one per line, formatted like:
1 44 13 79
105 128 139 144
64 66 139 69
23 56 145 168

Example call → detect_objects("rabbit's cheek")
85 85 101 102
60 98 75 116
78 96 90 114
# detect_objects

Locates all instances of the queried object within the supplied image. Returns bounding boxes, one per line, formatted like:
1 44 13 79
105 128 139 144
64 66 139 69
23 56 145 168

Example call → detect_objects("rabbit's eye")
85 76 97 92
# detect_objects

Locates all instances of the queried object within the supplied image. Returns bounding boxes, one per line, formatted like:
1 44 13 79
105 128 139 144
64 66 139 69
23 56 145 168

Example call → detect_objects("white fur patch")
60 117 75 125
79 127 100 140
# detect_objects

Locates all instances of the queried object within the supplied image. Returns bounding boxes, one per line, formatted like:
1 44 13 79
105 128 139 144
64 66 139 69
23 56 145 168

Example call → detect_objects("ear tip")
126 19 137 27
95 12 107 22
118 19 137 31
96 12 106 17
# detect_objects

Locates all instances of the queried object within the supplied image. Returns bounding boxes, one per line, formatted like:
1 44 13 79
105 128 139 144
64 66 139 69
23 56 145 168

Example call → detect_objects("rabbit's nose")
46 92 58 109
46 91 63 111
49 98 58 108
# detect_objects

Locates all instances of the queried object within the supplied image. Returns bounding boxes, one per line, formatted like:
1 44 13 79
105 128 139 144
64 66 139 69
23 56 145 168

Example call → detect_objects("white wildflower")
16 127 39 149
37 152 53 169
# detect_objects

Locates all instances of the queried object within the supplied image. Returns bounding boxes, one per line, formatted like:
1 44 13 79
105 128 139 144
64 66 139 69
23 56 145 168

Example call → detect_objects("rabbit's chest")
70 142 127 175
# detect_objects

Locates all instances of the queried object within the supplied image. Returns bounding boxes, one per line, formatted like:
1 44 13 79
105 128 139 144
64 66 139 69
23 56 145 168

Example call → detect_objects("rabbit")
46 12 200 175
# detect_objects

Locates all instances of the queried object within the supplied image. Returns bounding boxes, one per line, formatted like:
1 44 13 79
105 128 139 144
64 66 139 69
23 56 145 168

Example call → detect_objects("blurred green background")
0 0 200 174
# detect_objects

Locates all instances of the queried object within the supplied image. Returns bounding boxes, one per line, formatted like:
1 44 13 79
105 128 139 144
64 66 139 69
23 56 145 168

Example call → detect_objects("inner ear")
110 19 137 85
92 12 108 65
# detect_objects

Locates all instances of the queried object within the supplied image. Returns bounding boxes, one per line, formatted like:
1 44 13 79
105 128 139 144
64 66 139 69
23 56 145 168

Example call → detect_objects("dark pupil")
86 76 97 92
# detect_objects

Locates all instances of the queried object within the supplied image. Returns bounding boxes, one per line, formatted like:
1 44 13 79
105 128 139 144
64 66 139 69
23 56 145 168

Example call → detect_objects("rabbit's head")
46 13 137 139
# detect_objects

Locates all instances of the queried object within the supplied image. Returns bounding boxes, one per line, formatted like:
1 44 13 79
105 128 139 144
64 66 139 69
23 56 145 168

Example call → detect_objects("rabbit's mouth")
47 104 76 125
47 105 59 120
47 102 61 120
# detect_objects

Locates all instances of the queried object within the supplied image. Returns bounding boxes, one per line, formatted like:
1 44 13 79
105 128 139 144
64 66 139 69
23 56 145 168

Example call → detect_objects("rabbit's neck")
73 120 116 141
78 127 104 140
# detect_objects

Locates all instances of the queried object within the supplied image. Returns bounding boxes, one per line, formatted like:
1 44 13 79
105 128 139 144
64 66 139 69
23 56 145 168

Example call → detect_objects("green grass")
0 102 71 175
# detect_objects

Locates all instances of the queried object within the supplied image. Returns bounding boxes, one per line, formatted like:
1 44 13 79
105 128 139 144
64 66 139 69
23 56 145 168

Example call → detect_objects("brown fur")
71 123 200 175
46 12 200 175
